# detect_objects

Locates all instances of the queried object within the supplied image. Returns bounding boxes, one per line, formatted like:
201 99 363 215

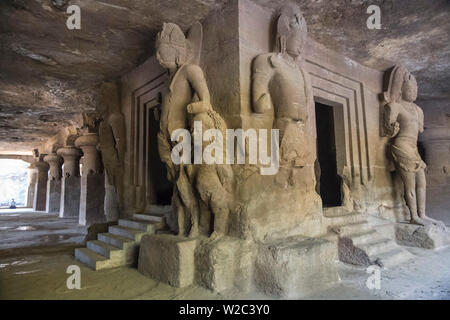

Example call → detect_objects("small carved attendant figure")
382 65 429 225
187 100 234 238
155 22 209 237
251 4 314 183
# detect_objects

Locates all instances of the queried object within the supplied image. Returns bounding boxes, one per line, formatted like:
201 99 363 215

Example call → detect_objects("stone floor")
0 208 87 253
0 209 449 300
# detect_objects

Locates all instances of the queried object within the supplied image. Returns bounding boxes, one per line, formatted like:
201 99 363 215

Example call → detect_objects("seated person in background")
9 198 16 209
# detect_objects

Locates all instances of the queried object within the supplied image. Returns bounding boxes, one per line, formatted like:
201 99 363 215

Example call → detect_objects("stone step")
86 240 122 259
75 247 111 270
330 221 370 237
132 213 164 223
361 238 397 257
347 229 378 246
376 247 414 268
108 225 146 242
323 207 352 217
324 212 366 227
156 228 175 235
118 218 161 232
98 232 135 249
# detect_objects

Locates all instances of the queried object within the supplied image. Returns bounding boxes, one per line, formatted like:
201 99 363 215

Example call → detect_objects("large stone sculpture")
138 9 338 297
251 4 315 185
382 65 429 225
98 81 126 218
156 21 231 238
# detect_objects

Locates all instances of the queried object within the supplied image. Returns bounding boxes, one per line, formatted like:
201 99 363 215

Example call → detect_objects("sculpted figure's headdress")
383 65 409 103
275 4 308 54
156 23 187 49
156 22 203 66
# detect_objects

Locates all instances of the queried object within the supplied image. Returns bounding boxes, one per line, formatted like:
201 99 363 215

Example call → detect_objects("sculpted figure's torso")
99 119 119 163
254 53 308 123
391 101 423 142
160 64 209 140
252 52 314 170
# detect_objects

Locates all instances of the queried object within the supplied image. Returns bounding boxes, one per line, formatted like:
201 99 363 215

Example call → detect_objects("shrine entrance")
315 102 342 207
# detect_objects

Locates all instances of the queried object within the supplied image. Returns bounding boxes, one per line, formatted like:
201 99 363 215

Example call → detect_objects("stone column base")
195 237 255 293
46 179 61 214
79 173 106 226
254 237 339 298
138 234 198 288
60 176 81 218
138 234 339 296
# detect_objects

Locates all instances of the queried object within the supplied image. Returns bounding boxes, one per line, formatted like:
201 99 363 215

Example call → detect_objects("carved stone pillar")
43 153 63 214
26 163 38 208
33 159 50 211
75 133 106 226
57 146 82 218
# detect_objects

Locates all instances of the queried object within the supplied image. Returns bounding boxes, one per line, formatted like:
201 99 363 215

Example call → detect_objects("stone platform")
138 234 198 288
395 221 450 249
138 234 339 297
254 236 339 298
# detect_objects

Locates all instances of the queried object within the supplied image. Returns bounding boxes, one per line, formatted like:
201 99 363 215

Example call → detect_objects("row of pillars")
27 133 106 226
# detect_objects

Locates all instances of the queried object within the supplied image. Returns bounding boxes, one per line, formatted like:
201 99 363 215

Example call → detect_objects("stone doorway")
315 102 342 207
146 106 173 206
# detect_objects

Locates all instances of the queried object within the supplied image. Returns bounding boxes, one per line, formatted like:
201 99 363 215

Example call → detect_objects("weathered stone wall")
202 0 242 129
419 99 450 224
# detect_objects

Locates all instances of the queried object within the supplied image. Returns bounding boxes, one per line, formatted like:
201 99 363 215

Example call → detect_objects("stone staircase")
323 208 414 268
75 213 167 270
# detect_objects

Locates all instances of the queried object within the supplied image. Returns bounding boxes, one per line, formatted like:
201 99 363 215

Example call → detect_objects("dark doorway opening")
147 108 173 205
315 102 342 207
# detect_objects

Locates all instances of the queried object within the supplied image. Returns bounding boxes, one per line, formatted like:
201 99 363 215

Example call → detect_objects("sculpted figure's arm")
109 113 126 165
157 131 176 181
383 103 400 137
417 106 424 134
186 65 210 104
252 55 274 114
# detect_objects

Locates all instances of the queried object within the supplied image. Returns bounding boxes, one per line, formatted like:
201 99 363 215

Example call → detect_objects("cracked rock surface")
0 0 449 153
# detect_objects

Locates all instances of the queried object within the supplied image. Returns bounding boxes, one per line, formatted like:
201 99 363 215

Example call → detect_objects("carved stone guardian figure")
98 81 126 220
251 4 315 185
156 22 209 237
382 65 429 225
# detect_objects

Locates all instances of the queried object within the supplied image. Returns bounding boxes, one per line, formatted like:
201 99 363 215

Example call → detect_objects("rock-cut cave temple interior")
0 0 449 300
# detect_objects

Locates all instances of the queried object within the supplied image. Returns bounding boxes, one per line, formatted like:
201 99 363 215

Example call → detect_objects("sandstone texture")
138 234 198 288
0 0 449 153
254 237 339 298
